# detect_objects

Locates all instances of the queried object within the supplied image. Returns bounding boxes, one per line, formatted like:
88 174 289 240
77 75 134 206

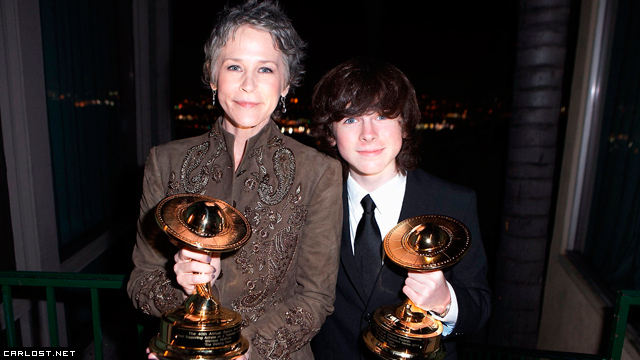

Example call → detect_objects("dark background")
172 0 518 103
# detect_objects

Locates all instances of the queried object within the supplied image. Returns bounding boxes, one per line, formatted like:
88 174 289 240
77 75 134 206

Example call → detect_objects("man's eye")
343 118 357 124
376 115 386 120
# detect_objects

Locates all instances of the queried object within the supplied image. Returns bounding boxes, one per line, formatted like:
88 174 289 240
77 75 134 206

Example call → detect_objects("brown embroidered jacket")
127 120 343 360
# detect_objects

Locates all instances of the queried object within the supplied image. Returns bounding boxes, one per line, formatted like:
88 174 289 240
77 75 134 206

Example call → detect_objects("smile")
357 149 384 156
234 100 259 108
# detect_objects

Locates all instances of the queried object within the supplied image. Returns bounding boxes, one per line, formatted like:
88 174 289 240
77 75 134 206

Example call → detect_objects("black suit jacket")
312 169 491 360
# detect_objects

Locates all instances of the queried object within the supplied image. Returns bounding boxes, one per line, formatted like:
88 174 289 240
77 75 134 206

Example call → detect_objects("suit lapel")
339 185 369 305
375 171 429 307
398 171 437 222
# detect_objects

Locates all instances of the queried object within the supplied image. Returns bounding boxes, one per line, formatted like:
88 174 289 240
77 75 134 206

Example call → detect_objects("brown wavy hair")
311 58 420 175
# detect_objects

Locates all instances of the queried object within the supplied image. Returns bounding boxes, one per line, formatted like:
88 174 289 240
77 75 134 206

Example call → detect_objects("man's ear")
328 123 337 146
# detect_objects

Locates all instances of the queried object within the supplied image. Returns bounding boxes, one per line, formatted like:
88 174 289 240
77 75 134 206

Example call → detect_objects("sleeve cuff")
429 281 458 336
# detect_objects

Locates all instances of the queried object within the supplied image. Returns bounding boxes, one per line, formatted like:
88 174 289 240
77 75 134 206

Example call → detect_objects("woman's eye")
343 118 357 124
258 67 273 73
227 65 241 71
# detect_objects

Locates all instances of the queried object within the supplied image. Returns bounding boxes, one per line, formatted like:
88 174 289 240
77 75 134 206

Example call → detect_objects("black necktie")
354 194 382 295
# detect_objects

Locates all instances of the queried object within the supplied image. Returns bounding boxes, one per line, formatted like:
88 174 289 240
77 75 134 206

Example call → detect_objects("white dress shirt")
346 172 458 335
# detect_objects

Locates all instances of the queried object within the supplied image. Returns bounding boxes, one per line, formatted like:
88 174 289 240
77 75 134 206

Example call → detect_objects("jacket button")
365 313 372 321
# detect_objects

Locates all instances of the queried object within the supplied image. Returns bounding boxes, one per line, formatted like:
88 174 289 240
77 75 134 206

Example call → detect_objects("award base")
150 292 249 360
363 300 445 360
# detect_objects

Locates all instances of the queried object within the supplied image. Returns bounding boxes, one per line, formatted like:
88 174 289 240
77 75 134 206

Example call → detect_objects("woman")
127 2 343 359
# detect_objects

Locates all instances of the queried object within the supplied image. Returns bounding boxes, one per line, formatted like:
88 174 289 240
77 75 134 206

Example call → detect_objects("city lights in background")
46 90 120 108
171 93 506 136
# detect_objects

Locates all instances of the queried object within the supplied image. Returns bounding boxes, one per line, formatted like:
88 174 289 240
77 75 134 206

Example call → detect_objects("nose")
241 72 255 92
359 118 377 142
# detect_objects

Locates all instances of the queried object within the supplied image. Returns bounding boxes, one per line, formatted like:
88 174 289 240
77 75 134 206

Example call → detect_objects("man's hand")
173 248 221 295
402 270 450 316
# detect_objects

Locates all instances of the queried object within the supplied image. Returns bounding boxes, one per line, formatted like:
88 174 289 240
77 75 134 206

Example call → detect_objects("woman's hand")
173 248 221 295
402 270 451 316
233 345 251 359
146 347 158 359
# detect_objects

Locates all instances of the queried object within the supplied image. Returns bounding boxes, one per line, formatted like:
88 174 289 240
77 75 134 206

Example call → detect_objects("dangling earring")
280 96 287 114
211 89 217 107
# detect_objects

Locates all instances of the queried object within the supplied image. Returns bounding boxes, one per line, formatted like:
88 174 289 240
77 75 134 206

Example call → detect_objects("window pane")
584 0 640 291
39 0 135 260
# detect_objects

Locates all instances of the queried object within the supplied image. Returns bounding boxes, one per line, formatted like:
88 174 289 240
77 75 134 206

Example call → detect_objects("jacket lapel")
398 170 443 221
398 170 422 221
375 171 426 307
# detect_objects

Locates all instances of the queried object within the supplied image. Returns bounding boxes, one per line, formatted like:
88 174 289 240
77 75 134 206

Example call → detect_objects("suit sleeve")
446 191 491 336
127 147 184 317
242 159 343 359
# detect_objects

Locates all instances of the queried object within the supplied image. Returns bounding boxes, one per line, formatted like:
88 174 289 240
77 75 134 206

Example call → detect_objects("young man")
310 58 490 360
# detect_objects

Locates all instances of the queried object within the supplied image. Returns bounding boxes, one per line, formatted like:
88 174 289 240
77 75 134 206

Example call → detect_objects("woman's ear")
210 83 217 92
281 84 290 98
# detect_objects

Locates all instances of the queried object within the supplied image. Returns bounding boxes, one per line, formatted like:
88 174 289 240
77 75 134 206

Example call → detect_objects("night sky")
171 0 518 104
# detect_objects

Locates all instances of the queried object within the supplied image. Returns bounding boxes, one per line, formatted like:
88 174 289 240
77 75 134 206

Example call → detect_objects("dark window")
39 0 136 260
582 0 640 293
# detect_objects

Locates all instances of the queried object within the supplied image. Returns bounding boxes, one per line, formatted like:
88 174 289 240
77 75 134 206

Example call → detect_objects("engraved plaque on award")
149 194 251 359
362 215 471 360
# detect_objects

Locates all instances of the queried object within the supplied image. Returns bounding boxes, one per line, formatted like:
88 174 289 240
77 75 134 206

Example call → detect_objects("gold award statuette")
362 215 471 360
149 194 252 359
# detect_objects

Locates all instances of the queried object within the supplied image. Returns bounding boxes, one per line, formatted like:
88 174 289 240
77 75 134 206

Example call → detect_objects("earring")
280 96 287 114
211 90 217 107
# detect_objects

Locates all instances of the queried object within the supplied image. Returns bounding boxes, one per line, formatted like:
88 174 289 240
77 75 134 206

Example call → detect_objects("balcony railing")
0 272 637 360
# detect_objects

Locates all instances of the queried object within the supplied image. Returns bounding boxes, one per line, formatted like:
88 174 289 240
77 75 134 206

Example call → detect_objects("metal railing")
0 272 637 360
607 290 640 360
0 271 127 360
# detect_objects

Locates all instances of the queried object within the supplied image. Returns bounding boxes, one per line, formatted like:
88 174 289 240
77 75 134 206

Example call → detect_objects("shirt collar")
217 117 280 156
347 172 407 216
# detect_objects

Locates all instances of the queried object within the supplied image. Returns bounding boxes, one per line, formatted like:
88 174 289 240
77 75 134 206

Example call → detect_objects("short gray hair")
203 0 306 90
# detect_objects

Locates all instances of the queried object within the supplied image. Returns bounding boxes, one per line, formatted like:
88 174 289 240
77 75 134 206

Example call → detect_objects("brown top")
127 120 343 360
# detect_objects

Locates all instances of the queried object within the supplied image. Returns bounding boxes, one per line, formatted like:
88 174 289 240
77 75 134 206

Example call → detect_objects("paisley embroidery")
287 204 307 230
211 164 224 183
249 136 296 206
180 142 210 194
232 225 299 320
222 134 313 340
173 129 226 194
287 184 302 205
258 147 295 205
267 136 283 148
244 177 257 192
166 171 180 196
133 269 182 315
252 306 316 360
234 248 254 274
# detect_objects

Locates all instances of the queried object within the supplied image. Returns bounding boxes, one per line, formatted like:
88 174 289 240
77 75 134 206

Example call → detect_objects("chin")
229 116 269 129
355 167 382 177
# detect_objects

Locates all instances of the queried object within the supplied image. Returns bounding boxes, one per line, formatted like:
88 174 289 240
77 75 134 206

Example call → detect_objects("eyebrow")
221 58 280 67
